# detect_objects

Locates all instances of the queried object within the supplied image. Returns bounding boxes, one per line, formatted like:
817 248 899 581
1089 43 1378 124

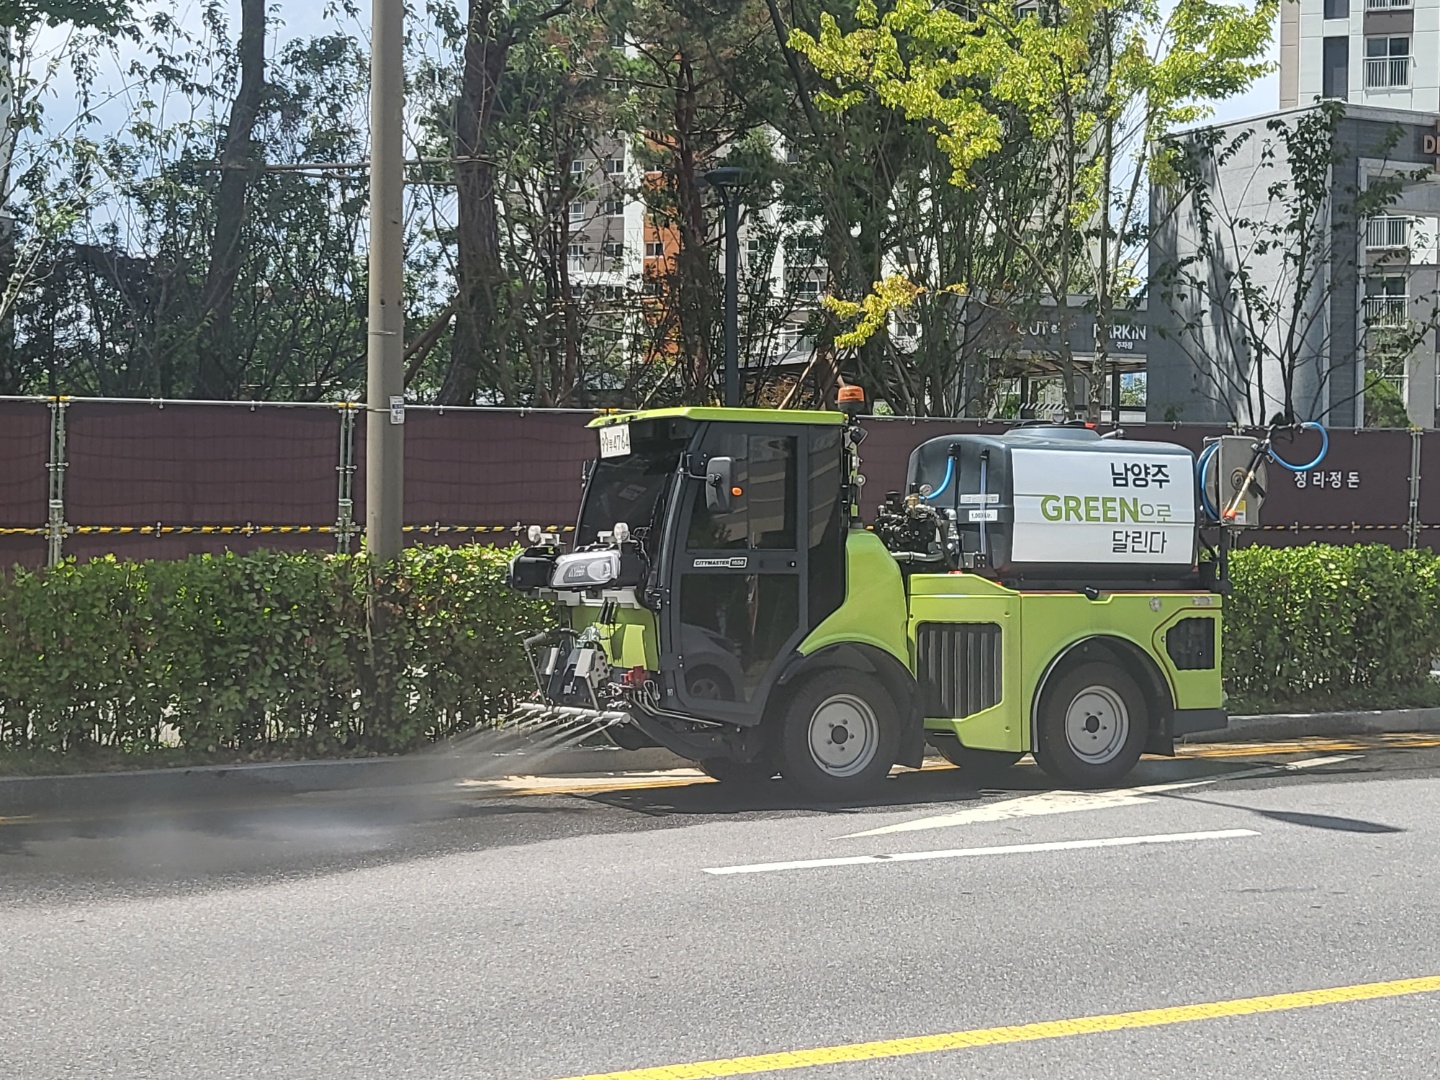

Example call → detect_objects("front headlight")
551 551 621 589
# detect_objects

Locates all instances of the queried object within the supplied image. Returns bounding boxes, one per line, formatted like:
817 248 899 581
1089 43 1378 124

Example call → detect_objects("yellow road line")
498 776 713 797
546 975 1440 1080
1179 735 1440 759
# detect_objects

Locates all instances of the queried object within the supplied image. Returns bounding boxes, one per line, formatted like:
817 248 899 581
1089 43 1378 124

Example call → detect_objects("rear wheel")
778 671 900 800
1033 660 1146 788
931 737 1022 779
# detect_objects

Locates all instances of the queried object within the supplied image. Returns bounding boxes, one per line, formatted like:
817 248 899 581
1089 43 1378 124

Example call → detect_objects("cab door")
664 425 829 724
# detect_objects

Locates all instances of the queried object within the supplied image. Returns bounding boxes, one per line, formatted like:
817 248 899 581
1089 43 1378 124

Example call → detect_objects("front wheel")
778 671 900 800
1033 661 1147 788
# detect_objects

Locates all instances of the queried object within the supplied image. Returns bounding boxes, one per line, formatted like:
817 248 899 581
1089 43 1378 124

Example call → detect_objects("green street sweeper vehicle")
508 400 1259 799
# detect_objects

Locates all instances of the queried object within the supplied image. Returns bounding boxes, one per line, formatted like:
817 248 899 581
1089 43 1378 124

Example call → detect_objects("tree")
6 7 374 398
788 0 1275 418
1151 101 1440 427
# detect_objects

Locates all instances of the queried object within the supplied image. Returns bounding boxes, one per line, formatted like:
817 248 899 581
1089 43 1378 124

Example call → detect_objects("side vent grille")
1166 617 1216 670
915 622 1002 719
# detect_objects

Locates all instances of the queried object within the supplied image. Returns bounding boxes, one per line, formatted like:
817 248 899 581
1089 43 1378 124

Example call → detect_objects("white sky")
33 0 1283 145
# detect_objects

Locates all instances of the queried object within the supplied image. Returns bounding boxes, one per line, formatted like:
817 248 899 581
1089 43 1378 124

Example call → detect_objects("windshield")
576 422 692 552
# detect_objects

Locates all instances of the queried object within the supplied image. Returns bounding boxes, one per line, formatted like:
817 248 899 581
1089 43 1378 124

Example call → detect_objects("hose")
1266 421 1329 472
1196 442 1220 521
922 456 954 501
1195 421 1328 521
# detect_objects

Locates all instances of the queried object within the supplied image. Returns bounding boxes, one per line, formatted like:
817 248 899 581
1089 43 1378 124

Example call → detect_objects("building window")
1365 0 1410 9
1322 37 1348 100
612 28 626 48
1364 36 1410 89
569 202 586 223
605 157 625 176
789 236 820 265
602 241 624 260
1366 215 1410 250
795 278 821 301
602 191 625 216
645 241 665 258
571 159 585 177
1366 275 1408 326
1324 0 1347 17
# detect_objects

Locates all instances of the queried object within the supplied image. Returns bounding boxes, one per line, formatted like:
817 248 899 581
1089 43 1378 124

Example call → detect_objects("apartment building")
1280 0 1440 109
1149 104 1440 427
560 136 828 385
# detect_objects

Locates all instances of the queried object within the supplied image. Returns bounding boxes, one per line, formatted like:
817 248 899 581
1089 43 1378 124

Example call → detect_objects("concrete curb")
6 707 1440 816
0 745 688 816
1185 707 1440 744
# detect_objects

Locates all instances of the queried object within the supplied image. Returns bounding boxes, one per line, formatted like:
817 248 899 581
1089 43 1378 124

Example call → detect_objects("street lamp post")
703 167 747 409
365 0 405 562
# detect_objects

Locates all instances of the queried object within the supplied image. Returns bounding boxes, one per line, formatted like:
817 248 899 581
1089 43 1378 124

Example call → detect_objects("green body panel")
907 575 1224 752
797 530 910 668
589 407 844 428
569 604 660 671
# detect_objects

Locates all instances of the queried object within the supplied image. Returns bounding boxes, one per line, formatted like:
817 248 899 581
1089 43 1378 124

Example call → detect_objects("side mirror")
705 456 734 513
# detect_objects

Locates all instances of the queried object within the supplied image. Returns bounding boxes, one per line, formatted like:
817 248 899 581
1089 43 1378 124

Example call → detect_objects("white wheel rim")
1064 684 1130 765
807 694 879 777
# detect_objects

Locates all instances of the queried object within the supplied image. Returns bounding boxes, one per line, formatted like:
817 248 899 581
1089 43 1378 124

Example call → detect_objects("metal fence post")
44 397 68 566
1411 428 1424 550
336 403 358 554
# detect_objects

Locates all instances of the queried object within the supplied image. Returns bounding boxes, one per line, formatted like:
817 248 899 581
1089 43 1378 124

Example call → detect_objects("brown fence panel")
1237 428 1413 549
354 409 596 546
64 402 341 560
0 401 50 569
7 402 1431 564
1416 430 1440 553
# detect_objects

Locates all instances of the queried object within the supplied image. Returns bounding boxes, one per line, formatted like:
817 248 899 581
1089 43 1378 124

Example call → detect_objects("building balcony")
1364 57 1410 89
1365 295 1409 326
1366 0 1412 9
1366 216 1410 250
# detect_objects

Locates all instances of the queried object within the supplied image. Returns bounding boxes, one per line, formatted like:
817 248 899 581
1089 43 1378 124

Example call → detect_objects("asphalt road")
4 735 1440 1080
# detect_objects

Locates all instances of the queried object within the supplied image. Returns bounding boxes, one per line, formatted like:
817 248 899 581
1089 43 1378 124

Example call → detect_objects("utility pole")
366 0 405 561
704 167 747 408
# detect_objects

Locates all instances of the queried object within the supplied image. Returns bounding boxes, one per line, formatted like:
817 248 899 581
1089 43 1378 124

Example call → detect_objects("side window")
806 427 845 625
747 435 796 548
686 433 797 550
686 430 747 550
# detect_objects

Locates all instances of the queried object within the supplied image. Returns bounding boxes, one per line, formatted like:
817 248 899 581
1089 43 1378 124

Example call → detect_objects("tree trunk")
442 0 512 405
670 52 715 400
194 0 265 399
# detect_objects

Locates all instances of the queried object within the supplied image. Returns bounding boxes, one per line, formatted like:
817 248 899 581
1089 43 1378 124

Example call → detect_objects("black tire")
1033 660 1147 788
698 756 777 786
686 667 734 702
778 670 900 800
931 738 1022 778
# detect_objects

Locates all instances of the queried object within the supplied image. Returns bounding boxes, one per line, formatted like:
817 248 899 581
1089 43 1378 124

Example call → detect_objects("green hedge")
0 543 1435 758
1225 545 1440 703
0 546 551 756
